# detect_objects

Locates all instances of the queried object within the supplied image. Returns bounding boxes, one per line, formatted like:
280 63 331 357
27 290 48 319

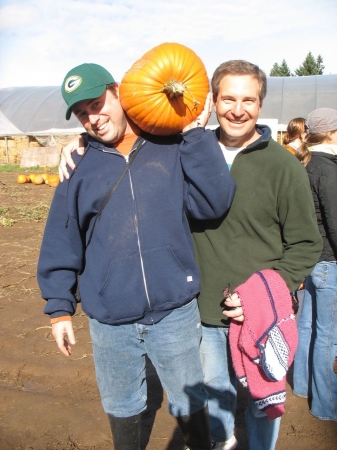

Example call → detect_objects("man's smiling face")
73 86 128 145
214 75 262 148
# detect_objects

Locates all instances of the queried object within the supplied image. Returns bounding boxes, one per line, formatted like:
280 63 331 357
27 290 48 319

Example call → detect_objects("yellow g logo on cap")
64 76 82 93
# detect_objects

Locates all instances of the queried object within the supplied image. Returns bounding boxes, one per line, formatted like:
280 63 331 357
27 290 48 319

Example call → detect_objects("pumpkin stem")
161 78 200 110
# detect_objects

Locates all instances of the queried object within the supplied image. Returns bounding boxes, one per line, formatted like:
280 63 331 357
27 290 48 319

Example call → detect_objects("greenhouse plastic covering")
0 75 336 137
260 74 337 125
0 86 84 137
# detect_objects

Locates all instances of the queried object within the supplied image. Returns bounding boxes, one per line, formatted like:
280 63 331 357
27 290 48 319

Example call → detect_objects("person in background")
38 63 236 450
191 60 322 450
293 107 337 421
282 117 308 318
283 117 307 155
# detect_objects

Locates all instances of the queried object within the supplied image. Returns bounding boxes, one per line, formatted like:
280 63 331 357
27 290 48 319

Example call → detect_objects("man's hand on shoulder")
59 135 85 181
182 92 213 133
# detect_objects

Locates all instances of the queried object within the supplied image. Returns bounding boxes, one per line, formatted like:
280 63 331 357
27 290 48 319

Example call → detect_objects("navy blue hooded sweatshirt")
37 127 236 325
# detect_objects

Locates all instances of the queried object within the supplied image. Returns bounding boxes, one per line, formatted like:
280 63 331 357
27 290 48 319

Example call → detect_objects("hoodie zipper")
128 169 152 315
103 142 153 316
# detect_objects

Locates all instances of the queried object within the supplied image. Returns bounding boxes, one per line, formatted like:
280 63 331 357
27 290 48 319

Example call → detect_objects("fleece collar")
214 124 272 151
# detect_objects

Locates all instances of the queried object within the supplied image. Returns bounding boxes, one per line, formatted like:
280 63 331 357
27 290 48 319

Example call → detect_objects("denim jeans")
89 298 208 418
200 325 237 443
200 324 281 449
293 285 312 398
295 289 305 324
293 261 337 420
245 395 281 450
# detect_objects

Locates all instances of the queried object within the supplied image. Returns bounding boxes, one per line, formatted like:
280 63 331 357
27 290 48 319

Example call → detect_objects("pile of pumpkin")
17 173 60 187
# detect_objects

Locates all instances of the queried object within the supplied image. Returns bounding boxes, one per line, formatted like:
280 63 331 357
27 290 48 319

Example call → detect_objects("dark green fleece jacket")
192 125 323 327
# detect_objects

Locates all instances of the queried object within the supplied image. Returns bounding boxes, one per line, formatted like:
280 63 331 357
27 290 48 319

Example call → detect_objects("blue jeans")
89 298 208 418
245 395 281 450
295 289 305 324
200 324 281 449
200 325 237 443
293 261 337 420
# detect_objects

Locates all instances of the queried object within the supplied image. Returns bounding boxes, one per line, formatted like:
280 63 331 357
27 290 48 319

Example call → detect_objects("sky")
0 0 337 88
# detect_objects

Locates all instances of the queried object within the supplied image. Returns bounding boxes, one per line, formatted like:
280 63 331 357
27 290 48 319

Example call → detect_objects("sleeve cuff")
50 316 72 324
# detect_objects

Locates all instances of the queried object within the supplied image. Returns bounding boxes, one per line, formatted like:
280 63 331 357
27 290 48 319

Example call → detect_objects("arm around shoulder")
59 134 86 181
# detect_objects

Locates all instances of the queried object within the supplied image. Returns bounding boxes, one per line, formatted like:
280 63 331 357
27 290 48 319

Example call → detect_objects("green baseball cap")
61 63 115 120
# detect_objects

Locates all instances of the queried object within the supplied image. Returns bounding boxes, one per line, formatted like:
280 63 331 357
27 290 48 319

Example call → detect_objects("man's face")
213 75 262 148
73 86 128 144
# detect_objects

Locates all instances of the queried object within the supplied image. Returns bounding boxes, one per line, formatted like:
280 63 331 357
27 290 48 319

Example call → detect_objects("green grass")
0 205 50 226
0 164 58 173
18 205 50 222
1 217 15 227
0 207 14 227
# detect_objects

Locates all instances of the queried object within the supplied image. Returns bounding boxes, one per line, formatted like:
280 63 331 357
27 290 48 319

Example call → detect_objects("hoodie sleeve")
179 127 236 220
37 187 85 318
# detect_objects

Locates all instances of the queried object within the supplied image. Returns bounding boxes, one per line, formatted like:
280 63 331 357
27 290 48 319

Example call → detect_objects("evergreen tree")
270 62 280 76
279 59 292 76
295 52 325 76
269 59 292 76
316 55 325 75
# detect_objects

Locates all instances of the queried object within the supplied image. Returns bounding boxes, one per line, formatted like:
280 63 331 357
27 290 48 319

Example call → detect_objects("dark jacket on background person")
305 150 337 261
192 125 323 327
37 128 236 326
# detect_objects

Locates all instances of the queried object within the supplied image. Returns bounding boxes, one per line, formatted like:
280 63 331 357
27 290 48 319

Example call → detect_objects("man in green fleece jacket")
191 60 322 450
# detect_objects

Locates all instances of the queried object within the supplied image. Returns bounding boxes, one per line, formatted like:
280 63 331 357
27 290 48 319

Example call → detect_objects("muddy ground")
0 171 336 450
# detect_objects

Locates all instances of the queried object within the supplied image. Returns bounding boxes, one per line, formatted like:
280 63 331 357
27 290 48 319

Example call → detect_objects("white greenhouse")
0 74 336 165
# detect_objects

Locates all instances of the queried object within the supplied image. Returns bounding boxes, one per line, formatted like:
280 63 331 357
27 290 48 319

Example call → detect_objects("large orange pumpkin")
119 43 209 135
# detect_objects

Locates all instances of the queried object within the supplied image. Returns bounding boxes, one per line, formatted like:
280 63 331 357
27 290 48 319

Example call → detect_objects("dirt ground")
0 171 336 450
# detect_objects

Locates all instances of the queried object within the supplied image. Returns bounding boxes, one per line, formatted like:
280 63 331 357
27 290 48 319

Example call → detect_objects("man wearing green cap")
37 62 236 450
62 63 115 120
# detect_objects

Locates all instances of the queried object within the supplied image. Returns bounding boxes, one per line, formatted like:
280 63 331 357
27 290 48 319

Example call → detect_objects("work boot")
107 413 141 450
176 406 212 450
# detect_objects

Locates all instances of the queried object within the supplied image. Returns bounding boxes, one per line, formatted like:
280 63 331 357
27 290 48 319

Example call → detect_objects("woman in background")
283 117 308 315
283 117 307 154
293 108 337 421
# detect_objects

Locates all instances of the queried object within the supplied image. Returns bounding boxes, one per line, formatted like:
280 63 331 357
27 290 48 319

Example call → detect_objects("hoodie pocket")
98 252 148 321
142 245 195 307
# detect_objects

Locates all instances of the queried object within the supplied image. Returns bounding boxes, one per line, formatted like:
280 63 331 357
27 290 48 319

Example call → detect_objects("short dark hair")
211 60 267 103
107 83 118 97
